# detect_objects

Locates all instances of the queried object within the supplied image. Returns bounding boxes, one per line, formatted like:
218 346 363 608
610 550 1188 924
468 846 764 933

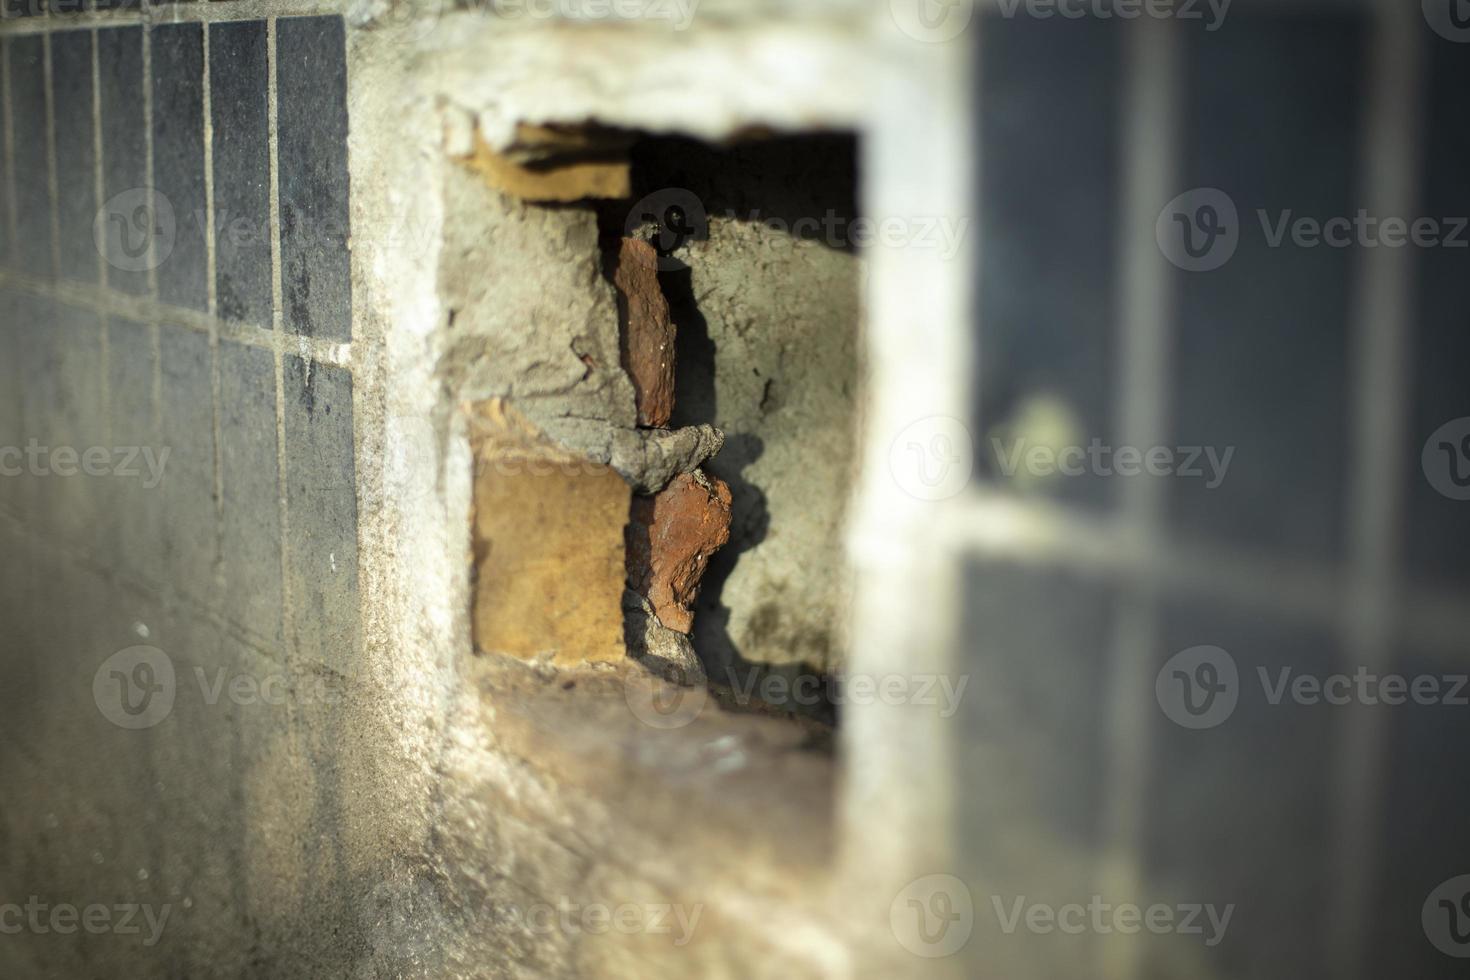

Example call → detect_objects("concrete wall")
0 2 887 977
6 3 1459 980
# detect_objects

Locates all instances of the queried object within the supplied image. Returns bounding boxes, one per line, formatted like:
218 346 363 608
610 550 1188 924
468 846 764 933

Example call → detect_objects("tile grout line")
41 29 58 280
90 22 107 441
950 491 1470 670
202 20 226 594
266 13 298 694
142 17 162 436
0 266 351 366
1096 19 1180 980
1 39 16 266
1330 3 1423 977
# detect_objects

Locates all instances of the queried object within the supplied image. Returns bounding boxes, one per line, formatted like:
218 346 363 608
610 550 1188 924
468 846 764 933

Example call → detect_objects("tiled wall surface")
961 9 1469 980
0 9 356 667
0 7 360 974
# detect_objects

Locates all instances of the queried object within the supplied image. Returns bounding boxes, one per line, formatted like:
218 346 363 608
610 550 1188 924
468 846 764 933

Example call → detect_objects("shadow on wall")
617 135 862 722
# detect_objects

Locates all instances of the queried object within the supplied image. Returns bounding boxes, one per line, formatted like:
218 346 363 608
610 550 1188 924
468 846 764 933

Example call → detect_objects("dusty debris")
622 589 705 686
613 238 677 427
626 470 734 634
531 417 725 494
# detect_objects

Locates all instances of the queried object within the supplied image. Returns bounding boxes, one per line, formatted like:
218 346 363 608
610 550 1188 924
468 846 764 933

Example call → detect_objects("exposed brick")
613 238 676 428
471 400 630 665
458 132 630 203
626 470 732 634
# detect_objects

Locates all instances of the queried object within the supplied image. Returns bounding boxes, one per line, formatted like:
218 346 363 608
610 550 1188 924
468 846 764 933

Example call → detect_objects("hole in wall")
597 133 862 727
457 123 862 733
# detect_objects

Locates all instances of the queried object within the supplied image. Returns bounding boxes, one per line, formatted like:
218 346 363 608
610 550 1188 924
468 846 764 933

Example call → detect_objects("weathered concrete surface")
0 6 899 980
647 138 863 678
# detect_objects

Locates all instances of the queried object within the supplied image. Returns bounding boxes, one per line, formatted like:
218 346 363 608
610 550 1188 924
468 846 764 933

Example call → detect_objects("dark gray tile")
151 23 208 312
1141 600 1338 980
957 559 1114 975
51 30 99 285
94 0 141 11
8 37 53 277
283 356 357 675
1404 34 1470 591
2 0 45 18
974 13 1121 512
98 26 149 296
276 16 352 342
50 0 87 14
1366 647 1470 979
209 20 272 329
219 341 282 646
1166 13 1365 565
159 324 217 605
